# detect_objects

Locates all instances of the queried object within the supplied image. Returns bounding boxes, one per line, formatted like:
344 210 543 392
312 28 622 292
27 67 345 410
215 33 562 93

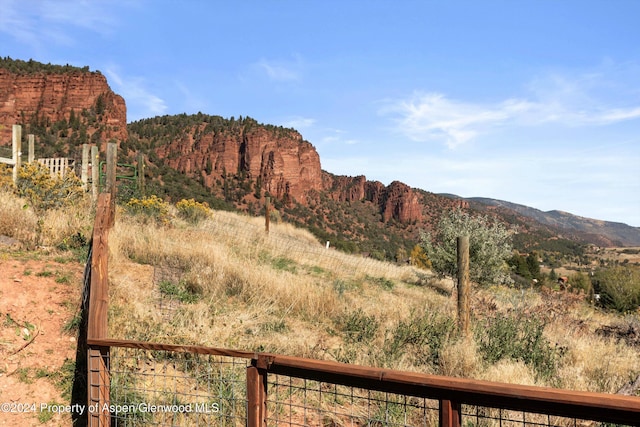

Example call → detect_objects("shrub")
15 162 84 211
125 195 170 223
176 198 211 224
337 309 379 344
570 272 593 297
593 266 640 313
475 314 559 381
0 164 14 190
383 311 455 368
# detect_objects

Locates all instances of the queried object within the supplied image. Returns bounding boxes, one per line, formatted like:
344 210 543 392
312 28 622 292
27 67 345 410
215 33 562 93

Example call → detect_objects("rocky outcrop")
322 173 423 223
155 126 323 202
381 181 423 223
0 68 127 146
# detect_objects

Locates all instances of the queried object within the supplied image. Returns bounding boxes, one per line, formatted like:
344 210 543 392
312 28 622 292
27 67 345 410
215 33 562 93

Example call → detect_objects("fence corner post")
440 399 461 427
247 356 268 427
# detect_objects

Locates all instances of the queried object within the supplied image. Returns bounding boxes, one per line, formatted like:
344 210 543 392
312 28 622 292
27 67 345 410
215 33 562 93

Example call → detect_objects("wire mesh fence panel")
265 374 440 427
460 405 630 427
106 346 250 426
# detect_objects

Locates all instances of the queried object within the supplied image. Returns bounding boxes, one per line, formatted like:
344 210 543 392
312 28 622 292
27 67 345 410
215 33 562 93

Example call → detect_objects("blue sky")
2 1 639 227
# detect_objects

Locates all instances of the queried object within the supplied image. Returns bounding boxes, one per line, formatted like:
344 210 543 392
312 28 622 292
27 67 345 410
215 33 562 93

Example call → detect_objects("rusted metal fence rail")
84 184 640 427
85 337 640 427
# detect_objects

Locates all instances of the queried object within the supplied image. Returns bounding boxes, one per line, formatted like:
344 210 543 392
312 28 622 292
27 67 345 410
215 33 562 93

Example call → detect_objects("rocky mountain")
463 197 640 247
0 57 127 154
127 114 462 227
1 57 635 260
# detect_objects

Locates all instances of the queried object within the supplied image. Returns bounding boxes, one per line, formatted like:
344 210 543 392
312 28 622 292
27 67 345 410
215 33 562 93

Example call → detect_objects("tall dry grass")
106 204 640 394
0 190 94 249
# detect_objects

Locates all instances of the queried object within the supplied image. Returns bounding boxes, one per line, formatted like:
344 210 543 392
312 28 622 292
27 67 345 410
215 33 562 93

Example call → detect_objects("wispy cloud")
281 116 316 130
253 55 304 82
382 66 640 149
0 0 135 50
106 67 167 121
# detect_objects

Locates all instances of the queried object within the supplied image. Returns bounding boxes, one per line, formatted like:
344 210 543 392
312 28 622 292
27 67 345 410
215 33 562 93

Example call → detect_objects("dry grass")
108 209 449 363
0 190 94 249
0 191 584 397
104 206 640 394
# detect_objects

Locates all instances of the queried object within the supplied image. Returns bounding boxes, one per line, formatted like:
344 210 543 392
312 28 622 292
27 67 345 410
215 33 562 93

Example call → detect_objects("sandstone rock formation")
0 68 127 146
154 125 323 202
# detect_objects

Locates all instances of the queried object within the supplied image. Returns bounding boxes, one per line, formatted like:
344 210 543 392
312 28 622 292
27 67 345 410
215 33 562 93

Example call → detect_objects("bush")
125 195 170 223
337 309 379 344
176 198 211 224
15 163 84 211
475 314 559 381
383 311 455 368
593 267 640 313
0 164 14 190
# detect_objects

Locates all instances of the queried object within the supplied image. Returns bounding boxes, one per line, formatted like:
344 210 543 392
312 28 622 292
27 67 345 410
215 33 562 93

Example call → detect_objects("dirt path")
0 253 84 426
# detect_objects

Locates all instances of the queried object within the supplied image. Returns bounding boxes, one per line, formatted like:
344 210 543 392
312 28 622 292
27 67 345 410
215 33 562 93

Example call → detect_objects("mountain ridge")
1 57 637 258
445 196 640 247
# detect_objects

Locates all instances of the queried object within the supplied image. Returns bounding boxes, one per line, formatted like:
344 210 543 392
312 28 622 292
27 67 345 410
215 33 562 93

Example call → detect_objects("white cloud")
256 59 300 82
382 66 640 149
105 67 167 121
0 0 129 49
281 116 316 130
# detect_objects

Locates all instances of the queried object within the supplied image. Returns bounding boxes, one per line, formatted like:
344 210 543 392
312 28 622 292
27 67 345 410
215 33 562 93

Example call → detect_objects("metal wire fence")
265 374 440 426
460 405 607 427
105 346 250 426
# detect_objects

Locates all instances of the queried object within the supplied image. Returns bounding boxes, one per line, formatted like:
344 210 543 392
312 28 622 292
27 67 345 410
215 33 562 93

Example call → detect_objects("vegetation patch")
475 314 559 381
383 311 455 368
337 308 379 344
159 280 201 303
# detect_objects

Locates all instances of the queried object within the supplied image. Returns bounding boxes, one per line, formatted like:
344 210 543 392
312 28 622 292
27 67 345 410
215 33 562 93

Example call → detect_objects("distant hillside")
464 197 640 247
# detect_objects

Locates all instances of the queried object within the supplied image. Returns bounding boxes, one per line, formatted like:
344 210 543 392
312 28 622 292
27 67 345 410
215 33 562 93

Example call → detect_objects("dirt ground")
0 252 84 426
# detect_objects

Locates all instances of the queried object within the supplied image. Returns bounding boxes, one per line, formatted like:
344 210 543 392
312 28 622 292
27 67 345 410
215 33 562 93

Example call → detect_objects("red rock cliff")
322 173 423 223
155 126 323 202
0 69 127 146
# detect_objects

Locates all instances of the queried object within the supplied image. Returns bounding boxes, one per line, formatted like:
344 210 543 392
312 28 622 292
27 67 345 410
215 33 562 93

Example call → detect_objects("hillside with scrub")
0 163 639 413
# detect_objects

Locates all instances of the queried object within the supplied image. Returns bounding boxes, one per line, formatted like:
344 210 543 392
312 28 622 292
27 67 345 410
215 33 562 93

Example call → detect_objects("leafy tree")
526 251 542 281
420 209 514 286
508 252 531 279
593 266 640 313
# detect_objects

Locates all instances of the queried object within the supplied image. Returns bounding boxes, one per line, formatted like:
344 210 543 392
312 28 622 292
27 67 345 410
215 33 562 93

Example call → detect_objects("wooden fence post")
137 152 145 197
457 236 470 337
247 356 268 427
12 124 21 183
91 145 99 200
265 197 271 234
105 143 117 210
28 134 34 163
81 144 89 190
87 193 114 426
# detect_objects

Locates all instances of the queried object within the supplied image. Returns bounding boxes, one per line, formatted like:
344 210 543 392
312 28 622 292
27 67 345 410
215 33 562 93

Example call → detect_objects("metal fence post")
440 399 461 427
247 356 268 427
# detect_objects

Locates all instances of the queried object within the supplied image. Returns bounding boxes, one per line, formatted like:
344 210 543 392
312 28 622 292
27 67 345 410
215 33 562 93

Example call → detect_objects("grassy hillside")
0 164 637 396
107 199 640 394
